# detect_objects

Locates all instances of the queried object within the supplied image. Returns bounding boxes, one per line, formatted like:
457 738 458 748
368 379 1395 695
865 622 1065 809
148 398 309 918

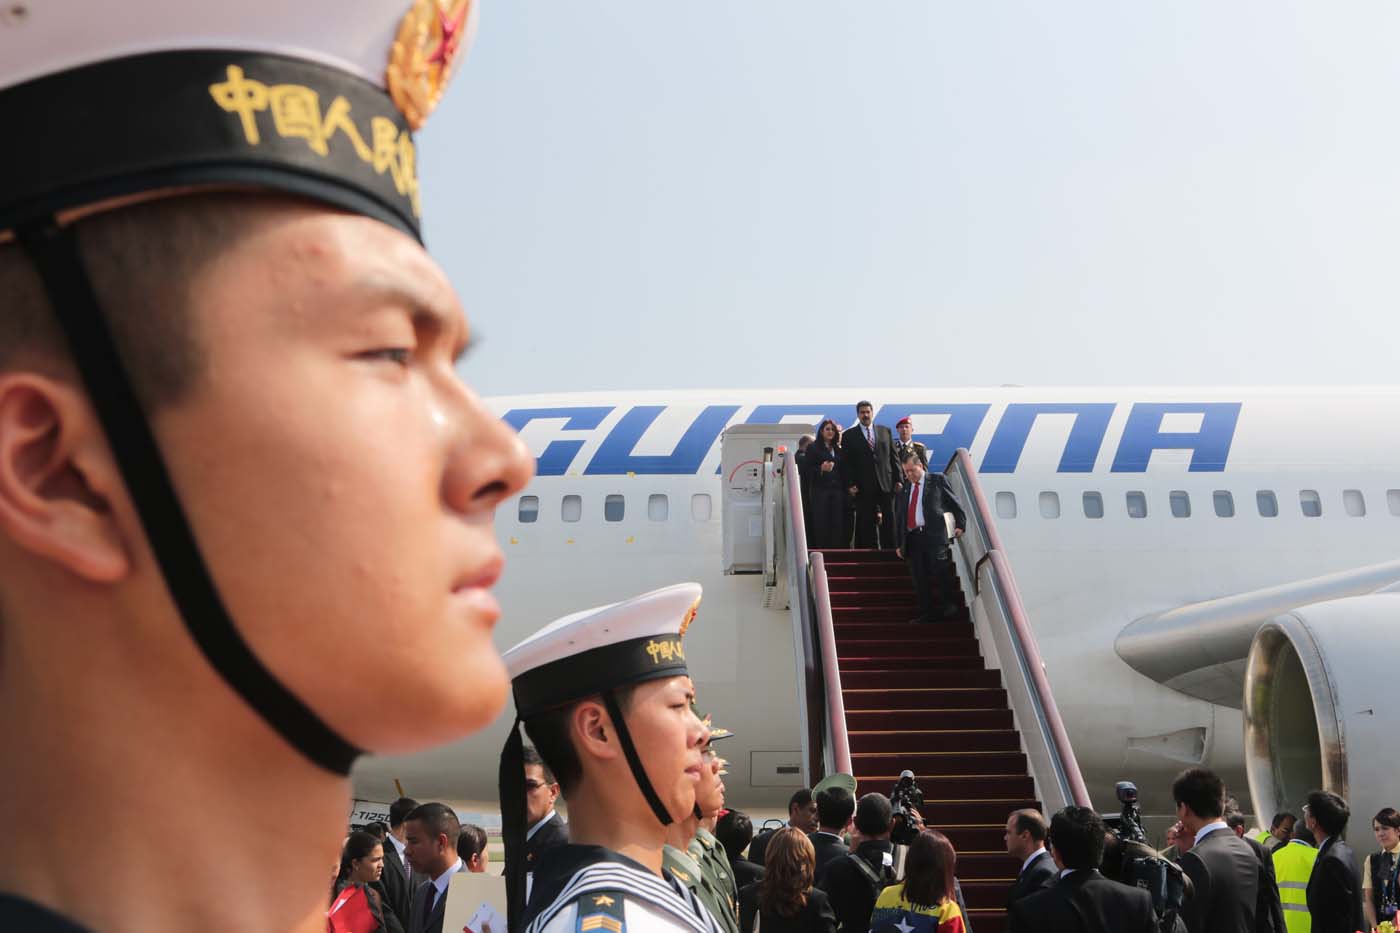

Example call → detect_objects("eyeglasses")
524 780 553 792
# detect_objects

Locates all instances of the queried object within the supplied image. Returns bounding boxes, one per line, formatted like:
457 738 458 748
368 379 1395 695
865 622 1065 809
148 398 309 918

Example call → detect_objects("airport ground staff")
0 2 532 931
1273 839 1320 933
500 584 724 933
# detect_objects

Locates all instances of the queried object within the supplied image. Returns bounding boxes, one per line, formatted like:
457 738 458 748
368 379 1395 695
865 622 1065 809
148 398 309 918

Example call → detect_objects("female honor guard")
500 584 725 933
0 2 532 930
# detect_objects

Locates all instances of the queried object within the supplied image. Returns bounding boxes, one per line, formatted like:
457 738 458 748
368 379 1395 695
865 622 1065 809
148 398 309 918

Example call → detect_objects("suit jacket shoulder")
1010 871 1155 933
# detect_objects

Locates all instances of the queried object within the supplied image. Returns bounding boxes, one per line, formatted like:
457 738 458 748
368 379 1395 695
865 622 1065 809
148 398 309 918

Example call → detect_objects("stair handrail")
809 550 853 777
945 448 1093 810
778 449 831 784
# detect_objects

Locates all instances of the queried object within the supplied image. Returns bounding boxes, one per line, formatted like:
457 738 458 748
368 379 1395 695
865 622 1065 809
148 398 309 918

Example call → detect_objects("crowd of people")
338 762 1398 933
796 401 968 624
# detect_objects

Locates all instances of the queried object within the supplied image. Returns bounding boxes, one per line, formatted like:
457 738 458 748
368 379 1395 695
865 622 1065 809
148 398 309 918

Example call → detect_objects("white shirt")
1021 847 1048 875
388 833 410 878
527 809 558 842
429 858 464 910
1059 868 1077 879
1194 820 1229 846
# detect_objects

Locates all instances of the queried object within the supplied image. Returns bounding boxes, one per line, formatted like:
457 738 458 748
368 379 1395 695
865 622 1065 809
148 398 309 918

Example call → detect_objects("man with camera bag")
820 794 899 932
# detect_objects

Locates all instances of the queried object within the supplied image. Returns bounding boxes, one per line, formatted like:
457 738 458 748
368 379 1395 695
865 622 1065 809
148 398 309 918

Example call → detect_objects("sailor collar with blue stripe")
524 845 722 933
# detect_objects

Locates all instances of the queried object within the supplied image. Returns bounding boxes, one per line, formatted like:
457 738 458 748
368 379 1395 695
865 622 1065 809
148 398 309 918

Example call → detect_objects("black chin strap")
499 717 527 933
16 217 361 775
601 689 676 827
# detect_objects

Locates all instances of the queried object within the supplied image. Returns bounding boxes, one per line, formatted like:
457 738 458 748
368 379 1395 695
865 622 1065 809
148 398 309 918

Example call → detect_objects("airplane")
353 385 1400 831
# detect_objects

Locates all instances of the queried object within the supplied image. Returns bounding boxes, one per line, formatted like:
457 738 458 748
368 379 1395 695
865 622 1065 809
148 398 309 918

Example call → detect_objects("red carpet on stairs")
819 547 1035 933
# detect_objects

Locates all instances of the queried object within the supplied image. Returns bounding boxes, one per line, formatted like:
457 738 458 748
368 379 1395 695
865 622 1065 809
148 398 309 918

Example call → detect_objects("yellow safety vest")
1274 841 1320 933
1255 829 1274 845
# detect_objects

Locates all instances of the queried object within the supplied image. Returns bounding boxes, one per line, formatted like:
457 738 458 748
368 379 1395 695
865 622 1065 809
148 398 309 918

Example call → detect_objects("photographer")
819 793 899 932
1009 806 1157 933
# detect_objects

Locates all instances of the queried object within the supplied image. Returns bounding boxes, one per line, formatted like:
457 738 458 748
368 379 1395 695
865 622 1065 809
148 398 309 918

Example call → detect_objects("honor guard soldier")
500 584 725 933
0 2 532 931
690 721 740 906
664 717 740 933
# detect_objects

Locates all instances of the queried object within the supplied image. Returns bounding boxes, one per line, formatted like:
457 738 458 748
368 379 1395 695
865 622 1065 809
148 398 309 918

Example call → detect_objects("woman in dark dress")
738 827 836 933
804 420 845 549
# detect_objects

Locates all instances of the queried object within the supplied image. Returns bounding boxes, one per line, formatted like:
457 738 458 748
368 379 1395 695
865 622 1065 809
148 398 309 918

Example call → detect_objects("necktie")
907 481 919 531
865 426 872 448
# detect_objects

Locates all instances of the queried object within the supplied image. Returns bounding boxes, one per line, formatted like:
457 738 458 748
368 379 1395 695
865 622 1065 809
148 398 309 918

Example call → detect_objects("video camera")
889 770 925 846
1108 780 1186 923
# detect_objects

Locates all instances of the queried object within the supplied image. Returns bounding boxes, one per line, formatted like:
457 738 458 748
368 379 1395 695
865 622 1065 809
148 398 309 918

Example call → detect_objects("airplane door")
721 423 812 574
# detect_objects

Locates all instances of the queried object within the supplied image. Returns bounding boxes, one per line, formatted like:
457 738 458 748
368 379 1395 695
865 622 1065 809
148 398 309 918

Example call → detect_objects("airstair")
752 440 1093 933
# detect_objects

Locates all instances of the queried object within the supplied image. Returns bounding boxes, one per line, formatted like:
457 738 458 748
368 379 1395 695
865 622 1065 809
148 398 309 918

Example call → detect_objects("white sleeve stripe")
528 863 717 933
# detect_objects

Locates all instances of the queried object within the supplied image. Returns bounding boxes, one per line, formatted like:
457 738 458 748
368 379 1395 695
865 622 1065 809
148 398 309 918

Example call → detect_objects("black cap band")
1 51 421 241
17 219 362 776
512 634 689 719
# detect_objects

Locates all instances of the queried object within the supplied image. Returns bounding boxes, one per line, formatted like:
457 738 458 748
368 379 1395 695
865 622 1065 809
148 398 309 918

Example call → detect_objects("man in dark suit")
893 452 967 623
1009 806 1157 933
840 401 899 548
892 417 929 472
403 802 465 933
508 745 569 903
749 788 817 866
381 796 427 929
1304 790 1364 933
810 786 855 883
1005 808 1056 909
716 809 766 891
1225 804 1285 932
1173 768 1261 933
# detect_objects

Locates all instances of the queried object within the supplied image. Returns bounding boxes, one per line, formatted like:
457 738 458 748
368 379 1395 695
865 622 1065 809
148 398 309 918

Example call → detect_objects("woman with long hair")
805 419 846 549
737 826 835 932
869 829 965 932
328 831 404 933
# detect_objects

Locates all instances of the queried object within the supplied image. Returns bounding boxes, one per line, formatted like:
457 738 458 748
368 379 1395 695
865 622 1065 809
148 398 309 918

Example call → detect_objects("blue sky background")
420 2 1400 396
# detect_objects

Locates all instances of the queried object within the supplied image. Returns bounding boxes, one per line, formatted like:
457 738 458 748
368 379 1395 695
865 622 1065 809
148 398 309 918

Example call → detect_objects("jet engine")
1244 594 1400 833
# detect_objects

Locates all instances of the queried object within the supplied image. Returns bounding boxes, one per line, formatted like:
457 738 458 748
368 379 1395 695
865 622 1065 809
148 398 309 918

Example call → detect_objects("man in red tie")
893 451 967 623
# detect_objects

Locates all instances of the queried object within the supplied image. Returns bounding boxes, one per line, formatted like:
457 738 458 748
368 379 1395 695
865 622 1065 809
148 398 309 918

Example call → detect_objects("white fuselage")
354 386 1400 817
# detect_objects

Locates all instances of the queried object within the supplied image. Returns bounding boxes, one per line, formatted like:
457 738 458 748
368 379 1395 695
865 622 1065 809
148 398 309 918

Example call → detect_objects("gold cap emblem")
386 0 474 130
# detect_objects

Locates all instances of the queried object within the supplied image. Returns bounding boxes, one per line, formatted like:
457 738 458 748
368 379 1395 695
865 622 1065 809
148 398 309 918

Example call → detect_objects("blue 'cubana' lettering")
502 407 613 476
503 401 1240 476
1110 402 1241 472
584 405 741 475
981 403 1116 473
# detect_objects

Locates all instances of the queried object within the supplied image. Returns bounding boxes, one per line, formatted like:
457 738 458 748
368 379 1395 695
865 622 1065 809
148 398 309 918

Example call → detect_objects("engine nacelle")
1244 594 1400 836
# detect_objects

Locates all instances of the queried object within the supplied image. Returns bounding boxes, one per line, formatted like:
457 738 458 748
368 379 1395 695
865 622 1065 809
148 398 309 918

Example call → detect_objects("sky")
420 2 1400 396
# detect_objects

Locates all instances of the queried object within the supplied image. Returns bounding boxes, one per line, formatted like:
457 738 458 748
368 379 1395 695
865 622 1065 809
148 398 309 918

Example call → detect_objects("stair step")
851 750 1028 778
966 910 1007 933
813 548 903 562
842 687 1007 710
961 880 1016 909
854 774 1036 798
929 825 1015 854
828 591 919 608
840 669 1000 689
943 852 1022 881
837 637 979 655
846 708 1014 731
834 624 974 642
848 729 1021 753
920 799 1041 826
839 656 986 673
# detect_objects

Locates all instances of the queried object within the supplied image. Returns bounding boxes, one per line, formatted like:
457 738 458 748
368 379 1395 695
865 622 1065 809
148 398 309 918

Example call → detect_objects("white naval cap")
0 0 481 240
504 582 702 719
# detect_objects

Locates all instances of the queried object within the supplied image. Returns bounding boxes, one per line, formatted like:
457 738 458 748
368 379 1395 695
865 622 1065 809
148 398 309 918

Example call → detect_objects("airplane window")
1343 489 1366 517
648 494 669 522
1389 490 1400 516
1082 492 1104 519
562 494 582 523
604 494 625 522
995 491 1017 519
1300 490 1322 517
1257 491 1279 517
518 495 540 524
1039 491 1061 519
1126 491 1148 519
691 493 713 522
1170 491 1191 518
1213 491 1235 518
